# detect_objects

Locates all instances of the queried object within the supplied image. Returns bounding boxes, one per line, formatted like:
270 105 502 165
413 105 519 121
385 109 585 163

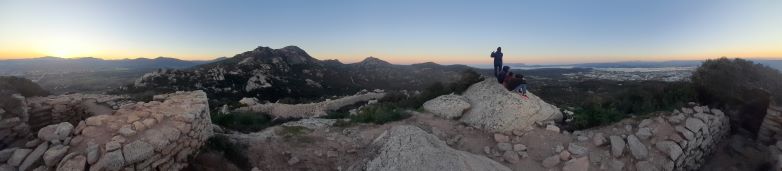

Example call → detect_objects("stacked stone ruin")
537 105 731 171
0 91 213 171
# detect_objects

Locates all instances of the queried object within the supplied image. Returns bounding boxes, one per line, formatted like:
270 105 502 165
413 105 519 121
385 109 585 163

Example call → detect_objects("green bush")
693 57 782 106
571 102 624 129
211 112 274 133
350 104 410 124
570 81 696 129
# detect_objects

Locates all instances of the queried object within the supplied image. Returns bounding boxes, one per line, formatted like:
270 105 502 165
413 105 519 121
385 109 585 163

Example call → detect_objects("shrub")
211 112 274 133
350 104 411 124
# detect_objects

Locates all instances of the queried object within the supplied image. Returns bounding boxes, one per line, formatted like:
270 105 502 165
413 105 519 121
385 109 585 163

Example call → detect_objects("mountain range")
0 56 212 75
121 46 474 106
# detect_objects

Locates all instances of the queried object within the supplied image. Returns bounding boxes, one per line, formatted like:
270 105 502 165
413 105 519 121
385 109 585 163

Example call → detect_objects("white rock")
43 145 69 166
546 125 561 133
635 127 653 139
593 133 607 146
19 142 48 171
459 79 563 133
8 148 32 166
655 141 683 160
568 143 588 156
562 157 589 171
685 118 706 133
542 155 561 168
609 136 625 157
422 94 471 119
37 122 74 141
365 125 510 171
626 135 648 160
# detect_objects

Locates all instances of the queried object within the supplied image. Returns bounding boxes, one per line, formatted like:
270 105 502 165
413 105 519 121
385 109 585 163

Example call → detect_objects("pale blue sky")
1 0 780 64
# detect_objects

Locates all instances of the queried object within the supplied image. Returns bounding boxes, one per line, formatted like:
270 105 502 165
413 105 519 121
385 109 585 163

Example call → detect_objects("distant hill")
122 46 474 106
0 56 210 75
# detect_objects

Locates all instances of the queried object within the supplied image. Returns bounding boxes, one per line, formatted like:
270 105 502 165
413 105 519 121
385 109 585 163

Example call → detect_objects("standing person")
490 47 503 79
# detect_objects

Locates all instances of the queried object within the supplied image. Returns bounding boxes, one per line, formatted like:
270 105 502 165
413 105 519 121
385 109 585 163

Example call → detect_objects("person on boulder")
503 73 529 99
497 66 510 83
490 47 504 79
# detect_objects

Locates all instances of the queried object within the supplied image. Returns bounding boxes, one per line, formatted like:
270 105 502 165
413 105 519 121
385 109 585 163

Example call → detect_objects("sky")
0 0 780 65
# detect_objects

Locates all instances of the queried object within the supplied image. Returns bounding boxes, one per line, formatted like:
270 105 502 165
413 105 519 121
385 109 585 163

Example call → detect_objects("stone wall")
0 91 212 171
526 105 730 171
25 94 129 132
0 94 31 149
758 104 782 144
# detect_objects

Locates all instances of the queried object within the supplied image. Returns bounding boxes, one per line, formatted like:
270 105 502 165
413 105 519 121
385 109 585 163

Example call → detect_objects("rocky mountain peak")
357 56 392 66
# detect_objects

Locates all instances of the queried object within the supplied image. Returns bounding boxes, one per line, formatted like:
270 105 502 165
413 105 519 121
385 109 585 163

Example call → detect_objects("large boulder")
459 79 563 132
423 94 471 119
364 125 510 171
37 122 73 141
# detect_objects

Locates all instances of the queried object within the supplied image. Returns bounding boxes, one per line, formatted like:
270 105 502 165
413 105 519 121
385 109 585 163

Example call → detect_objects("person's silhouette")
490 47 504 78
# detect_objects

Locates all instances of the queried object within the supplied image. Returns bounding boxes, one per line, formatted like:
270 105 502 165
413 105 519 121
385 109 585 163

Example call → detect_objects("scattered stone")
560 150 571 161
287 156 300 165
601 159 625 171
93 150 125 171
675 126 695 140
43 145 69 166
685 118 705 133
105 140 122 152
497 143 512 152
555 144 565 153
562 157 589 171
577 135 589 141
142 118 156 127
636 160 660 171
8 149 32 166
0 148 16 162
494 134 510 143
57 154 86 171
123 140 154 164
502 151 520 164
87 142 99 164
20 142 49 171
639 119 653 128
542 155 561 168
568 143 588 156
624 125 633 132
655 141 684 160
609 136 625 157
593 133 607 146
119 125 137 136
132 121 146 131
512 129 525 136
667 114 685 124
25 139 42 148
483 146 491 154
546 125 561 133
513 144 527 151
635 127 653 139
37 122 74 141
626 135 648 160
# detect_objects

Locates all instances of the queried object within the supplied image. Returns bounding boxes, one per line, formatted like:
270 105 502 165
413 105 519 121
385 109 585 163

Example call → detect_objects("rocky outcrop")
458 79 563 133
362 125 510 171
0 91 212 171
236 91 385 118
422 94 470 119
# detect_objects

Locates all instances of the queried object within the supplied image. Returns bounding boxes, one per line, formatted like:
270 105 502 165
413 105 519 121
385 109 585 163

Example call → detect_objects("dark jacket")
491 51 503 63
503 74 526 90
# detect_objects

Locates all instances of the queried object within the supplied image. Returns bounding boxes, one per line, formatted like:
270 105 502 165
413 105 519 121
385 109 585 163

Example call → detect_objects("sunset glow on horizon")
1 0 780 65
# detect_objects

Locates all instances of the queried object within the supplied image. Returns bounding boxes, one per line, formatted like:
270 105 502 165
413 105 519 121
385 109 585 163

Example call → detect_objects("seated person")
497 66 510 83
503 73 529 98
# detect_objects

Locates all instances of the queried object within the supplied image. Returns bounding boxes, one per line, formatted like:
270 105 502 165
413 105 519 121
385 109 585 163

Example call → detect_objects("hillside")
121 46 474 107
